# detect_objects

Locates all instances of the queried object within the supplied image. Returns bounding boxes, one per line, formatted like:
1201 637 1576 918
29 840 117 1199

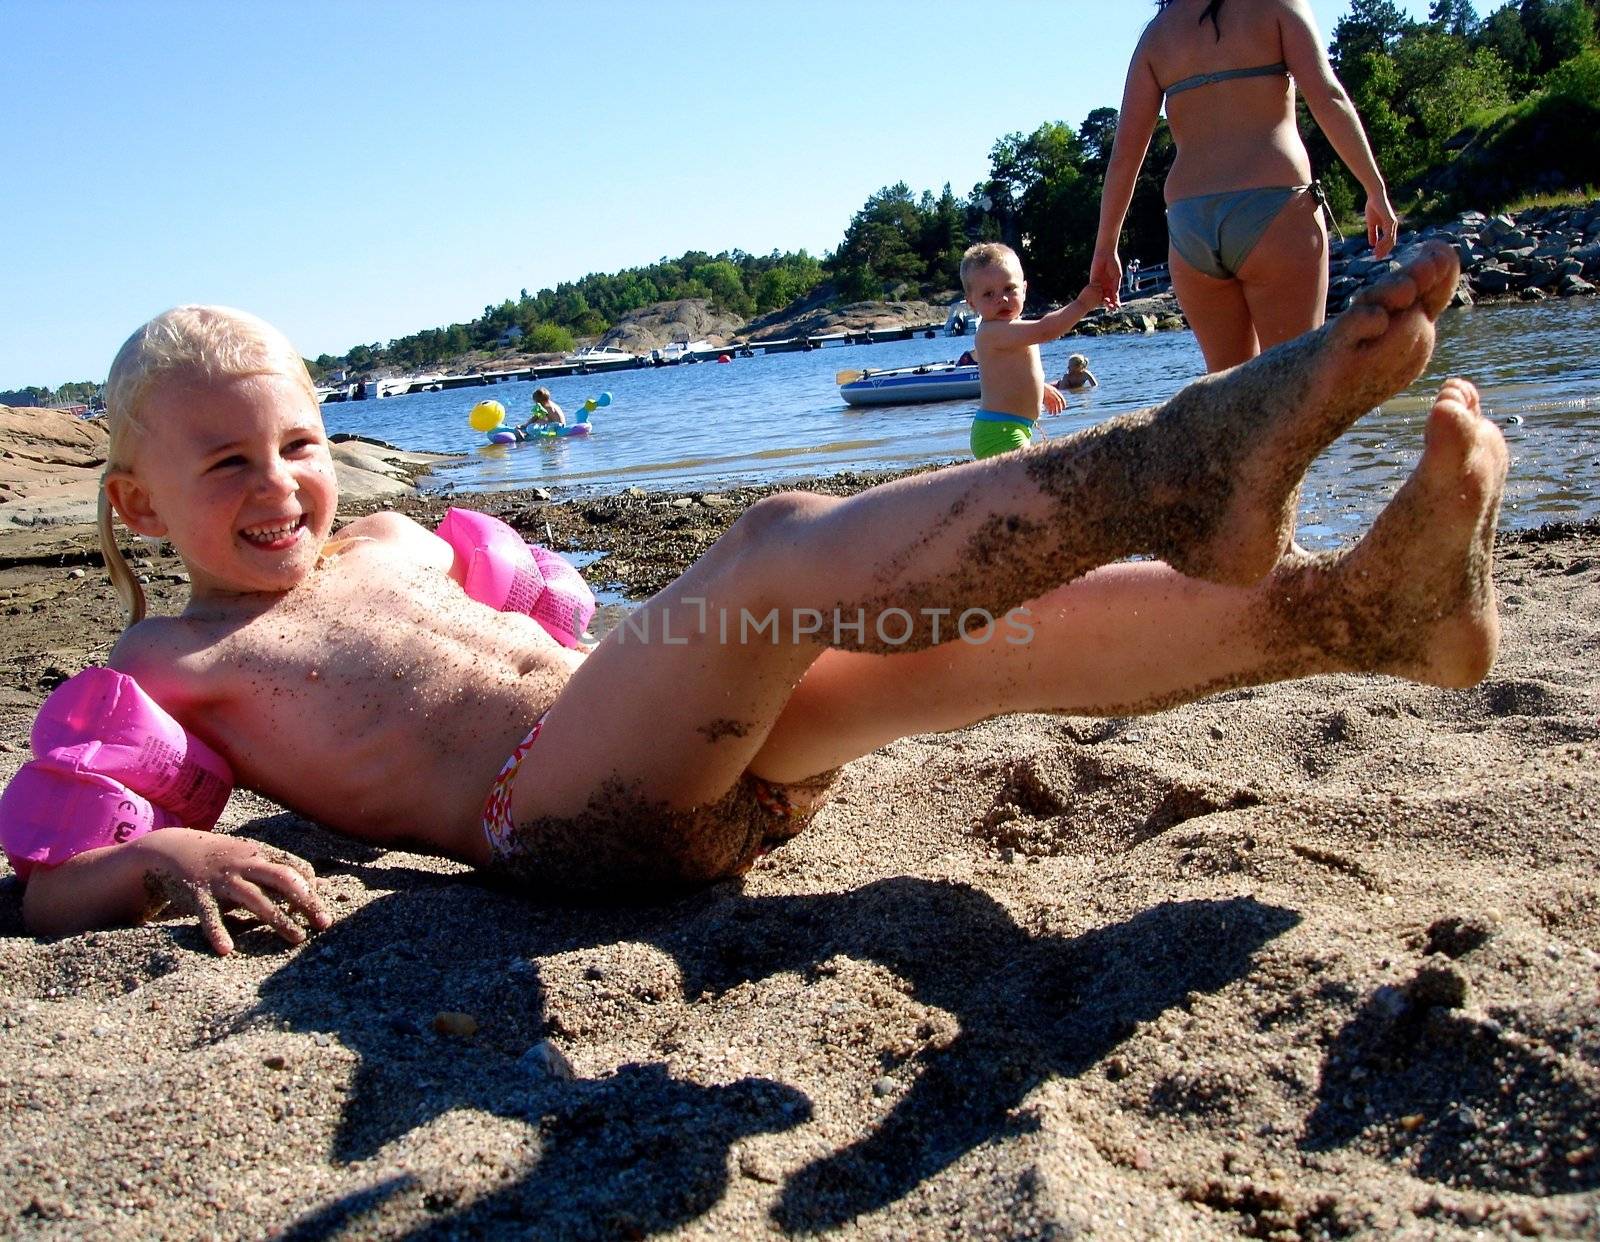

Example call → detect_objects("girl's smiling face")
108 370 337 601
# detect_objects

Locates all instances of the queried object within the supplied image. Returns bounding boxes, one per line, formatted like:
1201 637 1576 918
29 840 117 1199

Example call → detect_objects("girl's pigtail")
98 484 146 626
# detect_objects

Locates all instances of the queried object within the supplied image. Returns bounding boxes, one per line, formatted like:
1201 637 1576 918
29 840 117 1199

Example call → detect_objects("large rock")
599 299 745 354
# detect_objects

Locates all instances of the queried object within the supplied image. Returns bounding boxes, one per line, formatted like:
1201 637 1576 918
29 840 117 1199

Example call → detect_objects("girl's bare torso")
110 528 582 863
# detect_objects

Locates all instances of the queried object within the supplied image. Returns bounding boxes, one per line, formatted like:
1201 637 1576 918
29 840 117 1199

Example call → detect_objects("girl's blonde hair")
99 305 316 625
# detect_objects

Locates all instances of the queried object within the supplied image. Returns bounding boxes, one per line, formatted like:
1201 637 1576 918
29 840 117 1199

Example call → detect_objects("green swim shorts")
970 410 1036 459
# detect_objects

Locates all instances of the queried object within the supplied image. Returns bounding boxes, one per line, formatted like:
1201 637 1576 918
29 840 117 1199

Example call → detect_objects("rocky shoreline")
1328 200 1600 314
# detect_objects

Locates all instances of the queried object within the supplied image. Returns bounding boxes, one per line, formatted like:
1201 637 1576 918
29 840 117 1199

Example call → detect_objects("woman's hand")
140 831 332 955
1366 192 1399 259
1090 249 1124 310
1042 384 1066 416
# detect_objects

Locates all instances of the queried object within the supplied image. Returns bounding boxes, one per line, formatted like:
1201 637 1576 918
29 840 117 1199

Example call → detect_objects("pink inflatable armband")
0 668 234 881
436 507 596 648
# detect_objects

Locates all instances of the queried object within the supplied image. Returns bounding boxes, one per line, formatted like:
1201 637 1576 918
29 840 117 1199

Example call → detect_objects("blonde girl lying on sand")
1 242 1506 955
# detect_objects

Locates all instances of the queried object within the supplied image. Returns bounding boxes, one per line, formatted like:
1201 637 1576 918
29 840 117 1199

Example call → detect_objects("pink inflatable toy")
0 668 234 881
435 507 596 648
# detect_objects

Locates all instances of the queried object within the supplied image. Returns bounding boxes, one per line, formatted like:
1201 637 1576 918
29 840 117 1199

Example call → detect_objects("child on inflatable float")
478 388 597 444
1 252 1508 953
522 386 566 432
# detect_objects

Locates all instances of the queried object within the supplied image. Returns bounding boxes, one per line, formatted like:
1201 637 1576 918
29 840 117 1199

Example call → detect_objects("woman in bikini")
1089 0 1399 372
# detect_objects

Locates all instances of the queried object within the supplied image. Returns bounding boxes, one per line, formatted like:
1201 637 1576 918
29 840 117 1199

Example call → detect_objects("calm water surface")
322 298 1600 549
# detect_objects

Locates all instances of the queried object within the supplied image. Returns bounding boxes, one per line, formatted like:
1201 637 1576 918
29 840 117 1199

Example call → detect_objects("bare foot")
1274 378 1506 687
1135 239 1461 584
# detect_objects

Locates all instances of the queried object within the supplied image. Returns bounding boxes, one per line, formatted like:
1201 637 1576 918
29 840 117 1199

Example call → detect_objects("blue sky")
4 0 1434 389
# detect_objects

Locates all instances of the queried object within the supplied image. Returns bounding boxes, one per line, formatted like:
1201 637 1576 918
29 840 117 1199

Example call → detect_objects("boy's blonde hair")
959 242 1020 294
1068 354 1089 369
532 386 552 404
99 305 316 625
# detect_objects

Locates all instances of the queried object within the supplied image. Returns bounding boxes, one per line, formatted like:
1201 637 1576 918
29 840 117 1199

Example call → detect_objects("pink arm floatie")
0 668 234 882
435 507 596 648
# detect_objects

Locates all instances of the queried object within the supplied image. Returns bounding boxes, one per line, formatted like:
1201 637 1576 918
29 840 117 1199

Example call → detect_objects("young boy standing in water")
2 243 1507 955
963 243 1106 459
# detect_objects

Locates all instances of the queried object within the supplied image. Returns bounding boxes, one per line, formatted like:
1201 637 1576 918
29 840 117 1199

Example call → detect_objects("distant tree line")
10 0 1595 399
320 250 827 377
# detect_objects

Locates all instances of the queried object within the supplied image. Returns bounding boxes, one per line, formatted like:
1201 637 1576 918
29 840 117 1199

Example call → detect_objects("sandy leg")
839 241 1465 647
755 381 1506 783
1077 238 1463 585
1263 377 1505 686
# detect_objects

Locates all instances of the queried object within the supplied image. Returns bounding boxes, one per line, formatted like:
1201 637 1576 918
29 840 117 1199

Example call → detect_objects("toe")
1414 240 1462 315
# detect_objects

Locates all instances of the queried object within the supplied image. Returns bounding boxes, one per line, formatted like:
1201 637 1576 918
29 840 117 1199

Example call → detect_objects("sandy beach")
1 478 1597 1240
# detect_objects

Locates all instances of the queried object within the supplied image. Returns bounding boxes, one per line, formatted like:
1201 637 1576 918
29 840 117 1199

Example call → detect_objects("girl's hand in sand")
1042 384 1066 416
140 830 332 956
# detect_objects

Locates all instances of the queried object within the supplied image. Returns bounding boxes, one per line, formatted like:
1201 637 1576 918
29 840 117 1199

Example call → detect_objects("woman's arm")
1092 32 1165 306
1280 0 1398 256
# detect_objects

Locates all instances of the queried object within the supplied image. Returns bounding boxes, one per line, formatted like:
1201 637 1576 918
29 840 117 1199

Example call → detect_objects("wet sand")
1 483 1596 1239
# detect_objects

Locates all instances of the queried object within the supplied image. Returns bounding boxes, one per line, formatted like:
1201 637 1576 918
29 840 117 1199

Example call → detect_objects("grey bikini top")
1163 61 1288 97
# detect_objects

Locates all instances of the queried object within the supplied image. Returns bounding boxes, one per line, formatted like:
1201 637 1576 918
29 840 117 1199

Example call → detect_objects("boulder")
0 406 109 511
599 299 745 354
1473 266 1514 295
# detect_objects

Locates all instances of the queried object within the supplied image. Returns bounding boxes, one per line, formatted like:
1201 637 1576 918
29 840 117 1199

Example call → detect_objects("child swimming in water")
2 242 1507 955
1060 354 1099 390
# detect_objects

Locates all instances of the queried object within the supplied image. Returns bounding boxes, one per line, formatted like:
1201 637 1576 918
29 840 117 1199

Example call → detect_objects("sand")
0 485 1596 1240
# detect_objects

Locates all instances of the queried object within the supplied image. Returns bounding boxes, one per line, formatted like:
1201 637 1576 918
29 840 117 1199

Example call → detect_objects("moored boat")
563 344 639 371
838 361 980 407
651 338 715 365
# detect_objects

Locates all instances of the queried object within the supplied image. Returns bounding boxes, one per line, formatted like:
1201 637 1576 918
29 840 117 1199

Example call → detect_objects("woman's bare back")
1139 0 1315 198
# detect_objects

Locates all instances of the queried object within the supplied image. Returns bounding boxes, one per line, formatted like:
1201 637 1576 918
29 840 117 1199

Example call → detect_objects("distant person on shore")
519 386 566 435
962 242 1105 459
1090 0 1398 372
2 251 1508 954
1059 354 1099 390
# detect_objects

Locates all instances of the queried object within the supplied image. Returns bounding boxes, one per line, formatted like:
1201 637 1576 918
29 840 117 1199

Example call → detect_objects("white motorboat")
652 338 714 365
563 344 639 370
943 300 980 336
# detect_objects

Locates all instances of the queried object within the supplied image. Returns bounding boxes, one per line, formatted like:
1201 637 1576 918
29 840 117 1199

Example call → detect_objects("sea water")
321 297 1600 549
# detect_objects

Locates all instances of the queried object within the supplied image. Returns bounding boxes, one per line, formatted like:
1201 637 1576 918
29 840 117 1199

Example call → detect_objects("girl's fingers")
191 887 234 956
256 844 316 881
242 861 333 931
221 876 308 946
